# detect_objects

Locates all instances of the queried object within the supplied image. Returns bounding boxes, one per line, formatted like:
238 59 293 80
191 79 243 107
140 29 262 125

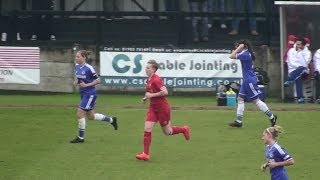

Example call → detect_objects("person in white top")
314 49 320 80
313 49 320 101
284 38 312 103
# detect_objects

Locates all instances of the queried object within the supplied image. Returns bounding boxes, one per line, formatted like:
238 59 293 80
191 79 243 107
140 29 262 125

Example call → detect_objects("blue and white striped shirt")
265 142 293 180
75 63 99 95
236 49 256 83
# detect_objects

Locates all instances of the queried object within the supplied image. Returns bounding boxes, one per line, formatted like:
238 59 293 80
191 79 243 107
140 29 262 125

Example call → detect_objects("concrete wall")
254 46 282 97
1 46 282 97
1 47 75 92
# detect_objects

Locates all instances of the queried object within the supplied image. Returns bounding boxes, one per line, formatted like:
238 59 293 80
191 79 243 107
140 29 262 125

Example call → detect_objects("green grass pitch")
0 94 319 180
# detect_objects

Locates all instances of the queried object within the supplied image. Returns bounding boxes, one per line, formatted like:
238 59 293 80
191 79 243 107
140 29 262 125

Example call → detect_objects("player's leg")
70 108 86 143
161 121 190 140
159 107 190 140
229 85 246 127
136 109 157 161
136 121 156 161
251 84 277 126
87 110 118 130
85 95 118 130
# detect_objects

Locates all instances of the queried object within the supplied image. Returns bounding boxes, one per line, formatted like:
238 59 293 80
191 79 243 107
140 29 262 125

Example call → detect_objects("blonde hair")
265 125 283 139
147 60 159 71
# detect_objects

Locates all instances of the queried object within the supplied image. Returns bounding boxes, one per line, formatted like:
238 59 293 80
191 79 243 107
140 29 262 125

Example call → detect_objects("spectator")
164 0 179 20
269 0 279 35
207 0 227 29
103 0 122 20
284 38 312 103
229 0 259 36
313 48 320 101
1 0 22 42
164 0 179 11
1 14 21 42
188 0 209 43
30 0 56 41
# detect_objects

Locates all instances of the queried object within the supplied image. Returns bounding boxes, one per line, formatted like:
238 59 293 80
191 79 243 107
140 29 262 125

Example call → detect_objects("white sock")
78 117 86 139
109 117 113 123
94 113 105 120
78 118 86 129
236 101 245 122
255 100 274 119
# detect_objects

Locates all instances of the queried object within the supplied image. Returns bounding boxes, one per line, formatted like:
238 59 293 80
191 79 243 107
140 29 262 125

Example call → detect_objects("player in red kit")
135 60 191 161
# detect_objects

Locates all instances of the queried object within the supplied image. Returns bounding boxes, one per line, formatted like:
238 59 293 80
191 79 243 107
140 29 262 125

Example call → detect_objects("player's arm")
267 158 294 168
230 44 244 59
145 86 168 99
85 78 100 87
268 150 294 168
79 73 100 87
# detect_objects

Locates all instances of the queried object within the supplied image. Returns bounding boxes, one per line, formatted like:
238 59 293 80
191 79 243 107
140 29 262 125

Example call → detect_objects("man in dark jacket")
30 0 56 40
188 0 209 43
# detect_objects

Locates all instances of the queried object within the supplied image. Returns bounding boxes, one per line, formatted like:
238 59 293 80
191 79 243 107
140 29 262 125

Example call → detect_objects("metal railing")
11 9 277 46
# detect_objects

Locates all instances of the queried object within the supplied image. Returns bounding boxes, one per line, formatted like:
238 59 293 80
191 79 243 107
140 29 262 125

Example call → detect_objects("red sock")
143 131 151 155
171 126 185 135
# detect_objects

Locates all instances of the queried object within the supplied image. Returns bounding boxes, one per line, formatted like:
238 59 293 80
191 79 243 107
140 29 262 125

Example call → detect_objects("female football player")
261 125 294 180
70 50 118 143
228 39 277 127
135 60 190 161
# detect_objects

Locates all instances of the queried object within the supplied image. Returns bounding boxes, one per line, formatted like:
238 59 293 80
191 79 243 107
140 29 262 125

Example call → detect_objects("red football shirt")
146 74 169 106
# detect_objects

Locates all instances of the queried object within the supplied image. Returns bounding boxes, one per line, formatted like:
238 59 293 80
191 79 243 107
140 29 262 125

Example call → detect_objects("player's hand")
237 44 245 50
142 97 147 104
79 81 88 87
267 161 277 169
73 80 78 86
145 92 153 99
261 163 268 172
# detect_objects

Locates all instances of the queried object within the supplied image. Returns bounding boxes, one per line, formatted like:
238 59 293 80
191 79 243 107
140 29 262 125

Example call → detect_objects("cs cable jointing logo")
100 52 243 87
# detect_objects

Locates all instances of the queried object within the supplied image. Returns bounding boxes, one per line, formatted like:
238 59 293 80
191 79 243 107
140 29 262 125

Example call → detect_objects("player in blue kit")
229 39 277 127
261 125 294 180
70 50 118 143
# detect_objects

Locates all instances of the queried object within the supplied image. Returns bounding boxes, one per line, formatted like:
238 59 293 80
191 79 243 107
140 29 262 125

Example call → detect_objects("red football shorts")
146 104 171 127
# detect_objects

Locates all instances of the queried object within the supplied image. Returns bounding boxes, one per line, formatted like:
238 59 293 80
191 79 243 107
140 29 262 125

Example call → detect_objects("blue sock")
79 129 85 139
102 116 111 122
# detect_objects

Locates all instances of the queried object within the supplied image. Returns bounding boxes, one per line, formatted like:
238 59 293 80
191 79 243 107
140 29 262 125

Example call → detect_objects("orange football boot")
183 126 191 140
135 152 150 161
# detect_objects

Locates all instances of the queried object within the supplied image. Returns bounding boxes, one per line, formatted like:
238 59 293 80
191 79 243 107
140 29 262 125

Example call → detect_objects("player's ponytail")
236 39 256 61
265 125 283 139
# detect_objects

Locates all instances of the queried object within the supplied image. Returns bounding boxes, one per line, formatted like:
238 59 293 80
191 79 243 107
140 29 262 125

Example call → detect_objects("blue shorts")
271 171 289 180
79 94 97 111
238 82 261 102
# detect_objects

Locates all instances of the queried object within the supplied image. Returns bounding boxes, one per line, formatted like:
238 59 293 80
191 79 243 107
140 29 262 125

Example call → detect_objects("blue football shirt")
75 63 98 95
265 142 293 180
236 50 256 82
